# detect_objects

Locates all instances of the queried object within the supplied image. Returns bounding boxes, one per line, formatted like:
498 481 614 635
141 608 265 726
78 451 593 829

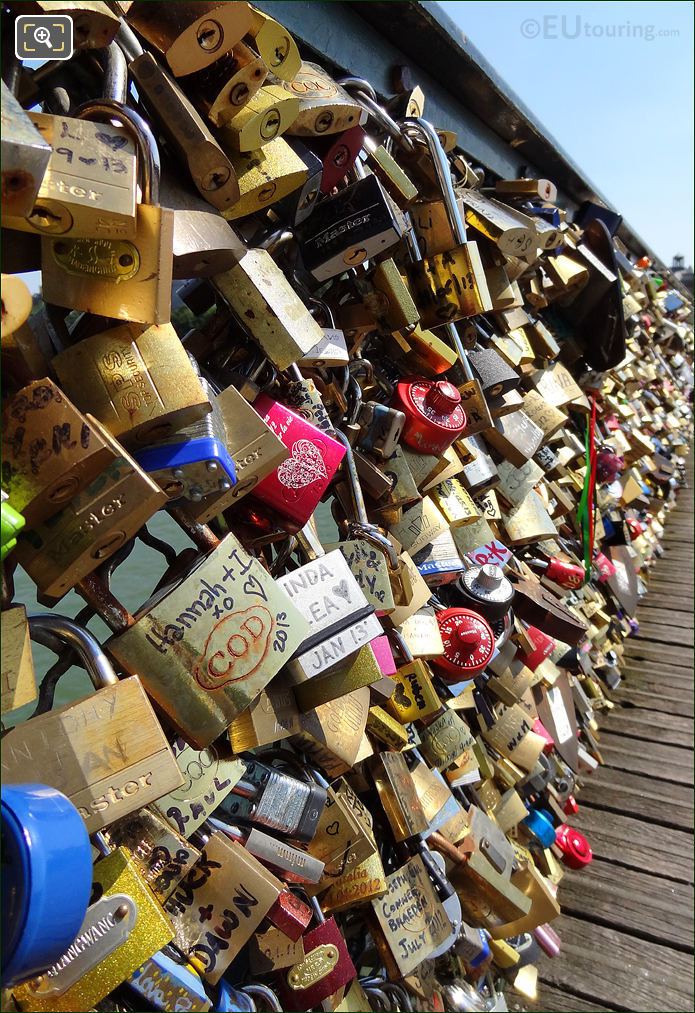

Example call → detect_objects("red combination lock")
392 378 467 455
432 607 495 680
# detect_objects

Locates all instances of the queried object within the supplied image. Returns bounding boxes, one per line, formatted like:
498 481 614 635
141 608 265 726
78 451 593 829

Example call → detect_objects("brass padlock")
3 109 138 239
1 378 119 526
107 530 308 748
52 321 211 446
219 135 309 219
183 45 268 126
120 26 240 212
125 1 255 77
165 828 282 984
213 247 325 368
220 85 300 151
41 101 175 325
245 8 301 81
2 616 183 833
1 605 37 713
284 62 367 136
14 426 166 598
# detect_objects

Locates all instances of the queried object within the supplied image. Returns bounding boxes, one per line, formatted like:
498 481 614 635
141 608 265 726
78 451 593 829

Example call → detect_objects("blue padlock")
133 375 237 503
127 949 212 1011
521 806 556 849
2 784 92 988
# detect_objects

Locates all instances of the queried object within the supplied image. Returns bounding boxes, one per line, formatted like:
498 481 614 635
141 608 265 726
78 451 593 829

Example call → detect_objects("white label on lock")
546 686 573 744
466 539 513 568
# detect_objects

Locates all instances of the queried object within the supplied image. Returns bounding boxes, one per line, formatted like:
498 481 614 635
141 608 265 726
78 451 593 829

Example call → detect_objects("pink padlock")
251 394 346 530
532 718 555 754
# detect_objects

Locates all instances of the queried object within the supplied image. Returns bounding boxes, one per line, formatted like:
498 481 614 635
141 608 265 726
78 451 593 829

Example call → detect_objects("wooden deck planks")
517 465 694 1012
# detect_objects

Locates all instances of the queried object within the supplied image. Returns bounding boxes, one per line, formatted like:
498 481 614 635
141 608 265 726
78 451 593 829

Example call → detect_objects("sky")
439 0 695 268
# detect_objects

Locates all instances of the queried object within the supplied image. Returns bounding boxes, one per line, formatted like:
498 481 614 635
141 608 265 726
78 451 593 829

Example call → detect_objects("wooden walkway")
521 460 694 1013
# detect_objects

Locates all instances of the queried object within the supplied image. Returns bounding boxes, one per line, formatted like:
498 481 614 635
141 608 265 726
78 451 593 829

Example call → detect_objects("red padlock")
267 890 313 942
391 378 467 455
532 718 555 754
555 824 592 869
310 125 366 192
529 557 585 590
563 794 579 817
276 898 356 1008
432 607 495 680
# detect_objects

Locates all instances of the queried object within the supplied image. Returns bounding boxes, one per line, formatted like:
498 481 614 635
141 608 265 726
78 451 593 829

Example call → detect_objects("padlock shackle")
402 117 467 246
241 984 283 1013
338 77 415 153
115 19 143 61
74 99 160 205
97 42 128 104
28 615 119 689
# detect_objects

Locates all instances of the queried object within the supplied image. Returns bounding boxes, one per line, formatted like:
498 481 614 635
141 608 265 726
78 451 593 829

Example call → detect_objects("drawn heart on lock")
325 821 341 836
332 579 350 601
276 439 327 490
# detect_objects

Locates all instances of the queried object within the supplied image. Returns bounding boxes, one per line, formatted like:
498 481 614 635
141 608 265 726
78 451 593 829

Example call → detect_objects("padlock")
249 395 346 529
183 46 269 127
1 274 32 340
304 124 366 193
284 63 367 136
1 81 52 220
2 616 183 833
102 807 202 904
209 815 325 885
1 378 120 527
12 842 175 1012
182 384 288 523
3 107 138 239
245 8 301 82
125 1 255 77
554 824 592 869
432 607 496 681
52 320 211 446
355 400 406 462
164 827 282 985
402 119 492 326
125 949 211 1011
455 565 516 624
213 248 325 367
392 377 467 455
217 755 327 844
1 784 92 989
370 751 429 841
276 896 356 1009
106 529 309 749
133 371 237 502
41 100 175 325
296 174 403 281
13 428 167 598
526 556 585 589
119 23 240 212
219 85 300 152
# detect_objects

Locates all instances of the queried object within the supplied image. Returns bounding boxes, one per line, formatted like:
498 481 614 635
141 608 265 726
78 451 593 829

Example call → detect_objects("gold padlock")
284 63 367 136
245 8 301 82
52 321 211 446
13 426 167 598
2 378 120 526
1 605 37 713
220 85 300 151
2 617 182 833
125 1 255 76
41 102 174 325
3 111 138 239
219 136 309 219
